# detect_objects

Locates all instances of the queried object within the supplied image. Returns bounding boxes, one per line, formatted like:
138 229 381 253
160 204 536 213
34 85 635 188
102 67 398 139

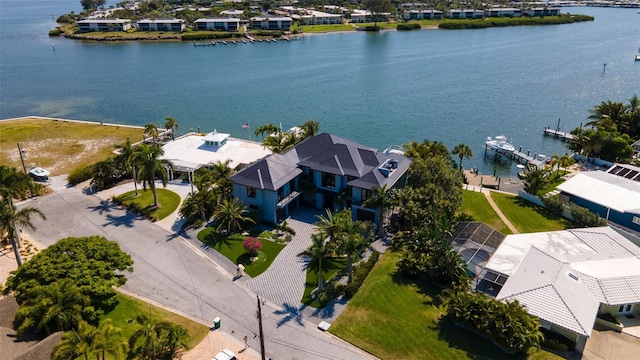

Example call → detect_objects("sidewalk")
465 184 519 234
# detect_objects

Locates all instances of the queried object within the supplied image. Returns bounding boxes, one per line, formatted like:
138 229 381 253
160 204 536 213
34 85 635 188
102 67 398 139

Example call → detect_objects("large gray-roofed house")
230 133 411 225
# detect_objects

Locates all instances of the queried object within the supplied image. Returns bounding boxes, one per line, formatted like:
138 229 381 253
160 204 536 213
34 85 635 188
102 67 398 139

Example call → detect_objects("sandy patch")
181 330 260 360
0 234 43 287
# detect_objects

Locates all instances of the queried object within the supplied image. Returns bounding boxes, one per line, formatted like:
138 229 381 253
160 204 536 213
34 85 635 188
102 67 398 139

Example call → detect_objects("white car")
212 348 237 360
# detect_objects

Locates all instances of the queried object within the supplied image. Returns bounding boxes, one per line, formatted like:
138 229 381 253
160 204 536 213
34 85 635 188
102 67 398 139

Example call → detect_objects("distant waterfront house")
485 7 522 18
194 18 240 31
137 19 185 32
523 7 561 17
229 133 411 225
456 224 640 352
220 9 244 18
403 9 443 20
446 9 484 19
298 11 343 25
160 130 272 181
77 19 132 32
249 17 292 30
350 10 372 23
556 164 640 232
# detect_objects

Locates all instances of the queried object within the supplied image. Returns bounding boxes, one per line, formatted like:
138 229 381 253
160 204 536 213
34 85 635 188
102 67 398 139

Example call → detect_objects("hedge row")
439 14 594 29
343 251 380 299
67 165 94 185
397 23 421 31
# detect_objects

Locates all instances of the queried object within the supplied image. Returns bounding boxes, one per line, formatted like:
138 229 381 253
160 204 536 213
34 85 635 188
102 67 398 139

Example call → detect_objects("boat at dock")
485 135 515 153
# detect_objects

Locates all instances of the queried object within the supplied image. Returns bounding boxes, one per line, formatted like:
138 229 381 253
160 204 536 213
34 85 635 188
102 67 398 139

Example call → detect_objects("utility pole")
257 294 266 360
17 143 27 173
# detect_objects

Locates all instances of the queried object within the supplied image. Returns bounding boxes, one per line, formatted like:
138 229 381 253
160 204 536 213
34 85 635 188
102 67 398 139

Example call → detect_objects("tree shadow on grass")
390 268 442 307
274 302 304 328
511 196 573 224
199 231 232 250
435 317 529 360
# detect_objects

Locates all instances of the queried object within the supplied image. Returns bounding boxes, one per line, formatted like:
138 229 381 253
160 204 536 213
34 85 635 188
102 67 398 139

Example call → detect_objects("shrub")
56 14 76 23
343 252 380 299
570 204 607 227
49 29 63 36
67 164 94 185
597 312 621 325
243 237 262 256
397 23 421 30
543 338 568 352
541 195 565 215
315 281 345 306
363 26 380 31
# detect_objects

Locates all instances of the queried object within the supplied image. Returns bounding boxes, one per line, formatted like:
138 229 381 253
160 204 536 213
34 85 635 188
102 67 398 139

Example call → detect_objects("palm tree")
253 123 280 139
363 184 394 238
94 319 128 360
452 143 473 170
213 198 255 234
129 315 170 360
15 279 89 337
210 159 233 199
559 154 575 174
523 168 548 195
298 231 334 292
0 165 37 201
52 321 96 360
315 208 342 242
299 119 320 139
133 144 172 207
0 198 45 266
550 154 561 176
164 117 178 141
164 323 190 358
114 138 138 195
336 212 372 284
144 122 159 144
587 100 628 129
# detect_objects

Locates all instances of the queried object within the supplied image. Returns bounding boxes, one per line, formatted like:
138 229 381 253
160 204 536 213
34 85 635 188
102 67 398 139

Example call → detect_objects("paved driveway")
580 328 640 360
21 184 374 360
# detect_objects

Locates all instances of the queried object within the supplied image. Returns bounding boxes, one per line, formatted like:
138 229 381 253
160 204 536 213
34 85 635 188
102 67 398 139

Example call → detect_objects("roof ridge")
550 283 590 336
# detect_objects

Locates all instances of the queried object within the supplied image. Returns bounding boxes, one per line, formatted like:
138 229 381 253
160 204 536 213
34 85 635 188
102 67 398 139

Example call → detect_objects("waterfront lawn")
330 252 561 360
72 31 182 39
115 188 181 221
104 292 208 350
298 24 355 33
0 117 142 176
460 190 512 234
301 257 347 308
197 228 284 277
490 192 574 233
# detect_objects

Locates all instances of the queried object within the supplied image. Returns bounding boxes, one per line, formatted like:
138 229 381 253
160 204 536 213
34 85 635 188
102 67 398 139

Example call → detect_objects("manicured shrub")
316 281 345 306
543 338 568 352
597 312 621 324
243 237 262 256
343 252 380 299
541 195 565 215
67 164 94 185
49 29 63 36
569 204 607 227
397 23 421 30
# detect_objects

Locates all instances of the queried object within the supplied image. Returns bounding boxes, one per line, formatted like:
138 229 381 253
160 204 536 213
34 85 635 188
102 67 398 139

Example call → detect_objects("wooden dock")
544 126 574 140
464 169 500 189
511 150 546 168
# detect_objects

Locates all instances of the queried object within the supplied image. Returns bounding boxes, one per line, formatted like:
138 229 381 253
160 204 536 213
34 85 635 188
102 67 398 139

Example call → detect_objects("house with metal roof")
77 19 132 32
137 19 185 32
478 227 640 351
556 164 640 232
229 133 411 225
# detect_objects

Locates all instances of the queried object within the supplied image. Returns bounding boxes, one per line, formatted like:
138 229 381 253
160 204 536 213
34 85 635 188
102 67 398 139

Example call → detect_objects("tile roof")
497 247 599 337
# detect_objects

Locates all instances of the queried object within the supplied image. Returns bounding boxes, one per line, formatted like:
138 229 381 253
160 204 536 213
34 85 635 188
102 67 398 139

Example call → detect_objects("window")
247 186 256 199
321 172 335 189
633 216 640 225
361 188 372 203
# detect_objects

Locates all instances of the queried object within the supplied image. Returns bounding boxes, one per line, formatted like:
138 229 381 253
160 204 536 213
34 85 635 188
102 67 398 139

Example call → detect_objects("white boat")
383 145 405 155
29 167 50 181
485 135 515 153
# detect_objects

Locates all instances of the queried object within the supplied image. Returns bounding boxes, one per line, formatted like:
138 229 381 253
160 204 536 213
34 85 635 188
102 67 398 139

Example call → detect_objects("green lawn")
115 188 181 221
301 257 347 307
330 252 562 360
297 24 355 32
460 190 511 234
490 192 574 233
197 228 285 277
102 292 209 351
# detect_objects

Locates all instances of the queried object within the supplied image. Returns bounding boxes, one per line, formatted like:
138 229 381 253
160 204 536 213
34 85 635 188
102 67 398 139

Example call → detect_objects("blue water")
1 0 639 175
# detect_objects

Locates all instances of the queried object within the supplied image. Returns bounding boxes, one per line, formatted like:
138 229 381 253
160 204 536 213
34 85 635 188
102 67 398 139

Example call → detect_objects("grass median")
114 188 181 221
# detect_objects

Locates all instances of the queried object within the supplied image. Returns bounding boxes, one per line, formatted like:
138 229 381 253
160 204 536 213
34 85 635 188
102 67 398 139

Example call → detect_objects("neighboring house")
446 9 484 19
523 7 561 17
194 18 240 31
403 9 443 20
556 164 640 232
160 130 272 181
229 133 411 225
137 19 185 32
485 7 522 17
220 9 244 18
77 19 132 32
467 226 640 352
350 10 372 23
249 17 292 30
298 11 343 25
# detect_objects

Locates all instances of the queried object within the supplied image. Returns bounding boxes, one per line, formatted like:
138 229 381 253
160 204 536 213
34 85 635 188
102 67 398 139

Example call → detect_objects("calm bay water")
1 0 639 175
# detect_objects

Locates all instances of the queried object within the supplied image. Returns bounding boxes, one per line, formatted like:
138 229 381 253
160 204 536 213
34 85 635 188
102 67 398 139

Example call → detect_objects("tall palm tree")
298 231 334 292
114 138 138 195
15 279 89 337
363 184 394 238
213 198 255 234
0 165 41 249
94 319 128 360
164 117 178 141
452 143 473 170
164 323 190 358
336 212 372 284
210 159 233 199
559 154 575 174
253 123 280 139
0 198 45 266
299 119 320 139
587 100 628 129
315 208 342 242
550 154 561 176
133 144 172 207
129 315 170 360
144 122 159 144
523 168 548 195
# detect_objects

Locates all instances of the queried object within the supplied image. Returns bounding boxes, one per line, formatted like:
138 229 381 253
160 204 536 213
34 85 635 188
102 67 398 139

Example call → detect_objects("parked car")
212 348 237 360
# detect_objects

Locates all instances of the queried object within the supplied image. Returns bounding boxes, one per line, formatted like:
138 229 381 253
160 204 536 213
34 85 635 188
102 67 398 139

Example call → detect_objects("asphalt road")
21 184 374 360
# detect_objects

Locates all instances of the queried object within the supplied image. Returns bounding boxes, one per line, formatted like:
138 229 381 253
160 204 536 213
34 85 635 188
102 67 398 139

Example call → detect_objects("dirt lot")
0 116 144 176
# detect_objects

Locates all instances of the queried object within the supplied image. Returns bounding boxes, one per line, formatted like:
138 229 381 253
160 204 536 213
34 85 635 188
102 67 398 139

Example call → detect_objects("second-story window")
247 186 256 199
321 172 335 189
361 188 372 203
